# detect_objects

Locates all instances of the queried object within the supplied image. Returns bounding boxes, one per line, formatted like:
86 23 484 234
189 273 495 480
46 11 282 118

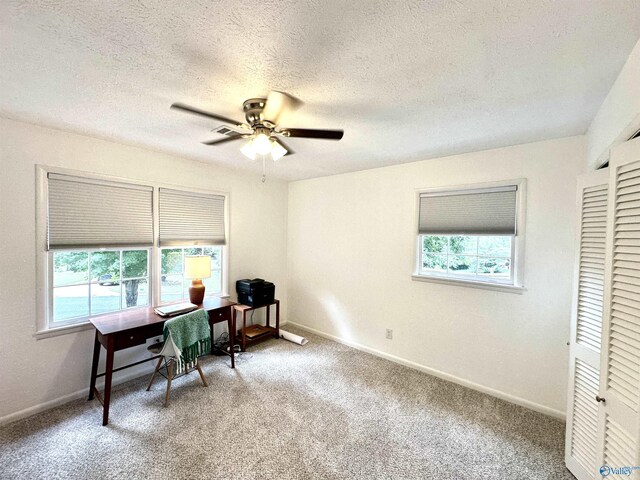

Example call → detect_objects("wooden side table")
233 299 280 351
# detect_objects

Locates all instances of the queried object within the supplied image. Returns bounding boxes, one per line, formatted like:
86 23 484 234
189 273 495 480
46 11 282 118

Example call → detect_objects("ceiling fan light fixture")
270 139 287 161
253 133 272 155
240 138 257 160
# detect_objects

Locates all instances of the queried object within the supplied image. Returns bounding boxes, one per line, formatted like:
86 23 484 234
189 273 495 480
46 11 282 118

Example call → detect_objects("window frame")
412 178 526 293
35 165 230 337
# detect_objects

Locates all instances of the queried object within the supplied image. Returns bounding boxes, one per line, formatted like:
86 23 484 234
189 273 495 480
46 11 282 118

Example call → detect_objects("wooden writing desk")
89 297 236 425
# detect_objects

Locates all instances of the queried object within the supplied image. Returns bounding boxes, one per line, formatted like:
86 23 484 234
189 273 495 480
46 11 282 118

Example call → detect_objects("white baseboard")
0 367 152 426
286 321 566 421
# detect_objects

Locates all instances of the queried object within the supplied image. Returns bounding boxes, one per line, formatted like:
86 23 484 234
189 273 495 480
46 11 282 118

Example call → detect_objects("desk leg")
228 310 235 369
102 335 115 426
275 300 280 339
88 330 101 400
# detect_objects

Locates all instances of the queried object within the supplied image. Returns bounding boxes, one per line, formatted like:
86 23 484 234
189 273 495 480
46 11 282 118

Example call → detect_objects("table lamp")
185 255 211 305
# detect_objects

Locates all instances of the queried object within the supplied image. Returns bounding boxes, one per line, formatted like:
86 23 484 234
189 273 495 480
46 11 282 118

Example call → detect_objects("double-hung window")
39 169 228 333
413 180 525 290
158 187 227 303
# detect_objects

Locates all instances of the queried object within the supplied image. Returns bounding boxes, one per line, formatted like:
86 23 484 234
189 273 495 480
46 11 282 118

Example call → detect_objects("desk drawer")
114 330 147 351
210 307 231 324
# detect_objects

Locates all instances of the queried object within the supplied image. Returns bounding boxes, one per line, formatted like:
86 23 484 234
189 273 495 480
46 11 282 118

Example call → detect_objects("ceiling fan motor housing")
243 98 267 126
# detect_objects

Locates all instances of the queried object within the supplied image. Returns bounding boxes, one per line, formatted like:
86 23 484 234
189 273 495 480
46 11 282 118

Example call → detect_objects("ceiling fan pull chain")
262 156 267 183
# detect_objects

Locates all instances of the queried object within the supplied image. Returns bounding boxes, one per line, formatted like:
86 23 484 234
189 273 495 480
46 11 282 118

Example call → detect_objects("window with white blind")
413 180 526 291
47 173 154 249
37 168 228 334
159 188 226 246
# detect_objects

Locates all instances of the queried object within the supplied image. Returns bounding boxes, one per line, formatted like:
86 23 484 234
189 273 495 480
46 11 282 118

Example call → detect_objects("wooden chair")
146 312 210 406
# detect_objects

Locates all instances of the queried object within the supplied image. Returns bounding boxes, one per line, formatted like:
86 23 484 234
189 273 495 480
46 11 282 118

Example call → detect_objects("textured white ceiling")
1 1 640 180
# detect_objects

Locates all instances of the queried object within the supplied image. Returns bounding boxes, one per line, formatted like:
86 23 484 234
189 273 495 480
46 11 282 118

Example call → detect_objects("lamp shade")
185 255 211 279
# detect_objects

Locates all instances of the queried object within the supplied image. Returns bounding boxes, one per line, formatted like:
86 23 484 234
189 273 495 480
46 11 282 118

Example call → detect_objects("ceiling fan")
171 91 344 161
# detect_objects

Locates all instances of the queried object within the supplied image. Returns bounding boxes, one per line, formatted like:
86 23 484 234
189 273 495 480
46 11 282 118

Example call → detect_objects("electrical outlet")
386 329 393 340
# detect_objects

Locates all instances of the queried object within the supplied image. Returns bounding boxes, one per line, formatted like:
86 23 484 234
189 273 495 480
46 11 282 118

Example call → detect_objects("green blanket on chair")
163 309 211 375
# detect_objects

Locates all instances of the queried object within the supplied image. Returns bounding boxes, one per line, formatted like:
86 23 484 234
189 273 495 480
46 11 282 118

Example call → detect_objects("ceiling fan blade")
282 128 344 140
262 91 302 125
201 135 245 146
171 103 242 126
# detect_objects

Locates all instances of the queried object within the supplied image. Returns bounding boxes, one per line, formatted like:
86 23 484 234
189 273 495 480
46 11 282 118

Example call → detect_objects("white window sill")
33 321 93 340
411 274 525 294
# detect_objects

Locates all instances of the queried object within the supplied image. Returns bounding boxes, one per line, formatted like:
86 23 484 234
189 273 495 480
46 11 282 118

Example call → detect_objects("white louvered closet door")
597 136 640 478
566 169 609 480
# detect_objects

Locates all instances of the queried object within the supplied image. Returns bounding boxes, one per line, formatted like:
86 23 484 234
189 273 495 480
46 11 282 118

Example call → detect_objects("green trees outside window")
421 235 512 281
52 250 149 322
160 246 222 303
52 246 223 323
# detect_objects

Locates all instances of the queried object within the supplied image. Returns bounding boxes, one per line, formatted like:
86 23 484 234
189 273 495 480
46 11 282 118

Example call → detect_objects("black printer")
236 278 275 307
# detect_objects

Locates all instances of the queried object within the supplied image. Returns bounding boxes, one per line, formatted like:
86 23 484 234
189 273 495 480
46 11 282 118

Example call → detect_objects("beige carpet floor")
0 326 574 480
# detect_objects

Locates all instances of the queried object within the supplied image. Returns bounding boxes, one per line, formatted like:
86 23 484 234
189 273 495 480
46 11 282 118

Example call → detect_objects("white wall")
0 117 288 423
587 38 640 170
287 135 586 417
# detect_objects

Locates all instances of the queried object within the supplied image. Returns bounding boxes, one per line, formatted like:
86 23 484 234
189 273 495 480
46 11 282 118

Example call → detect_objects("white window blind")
47 173 154 249
418 185 518 235
159 188 226 246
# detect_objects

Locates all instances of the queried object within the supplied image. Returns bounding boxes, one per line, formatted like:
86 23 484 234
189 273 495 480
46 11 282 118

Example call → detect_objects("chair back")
161 309 211 373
